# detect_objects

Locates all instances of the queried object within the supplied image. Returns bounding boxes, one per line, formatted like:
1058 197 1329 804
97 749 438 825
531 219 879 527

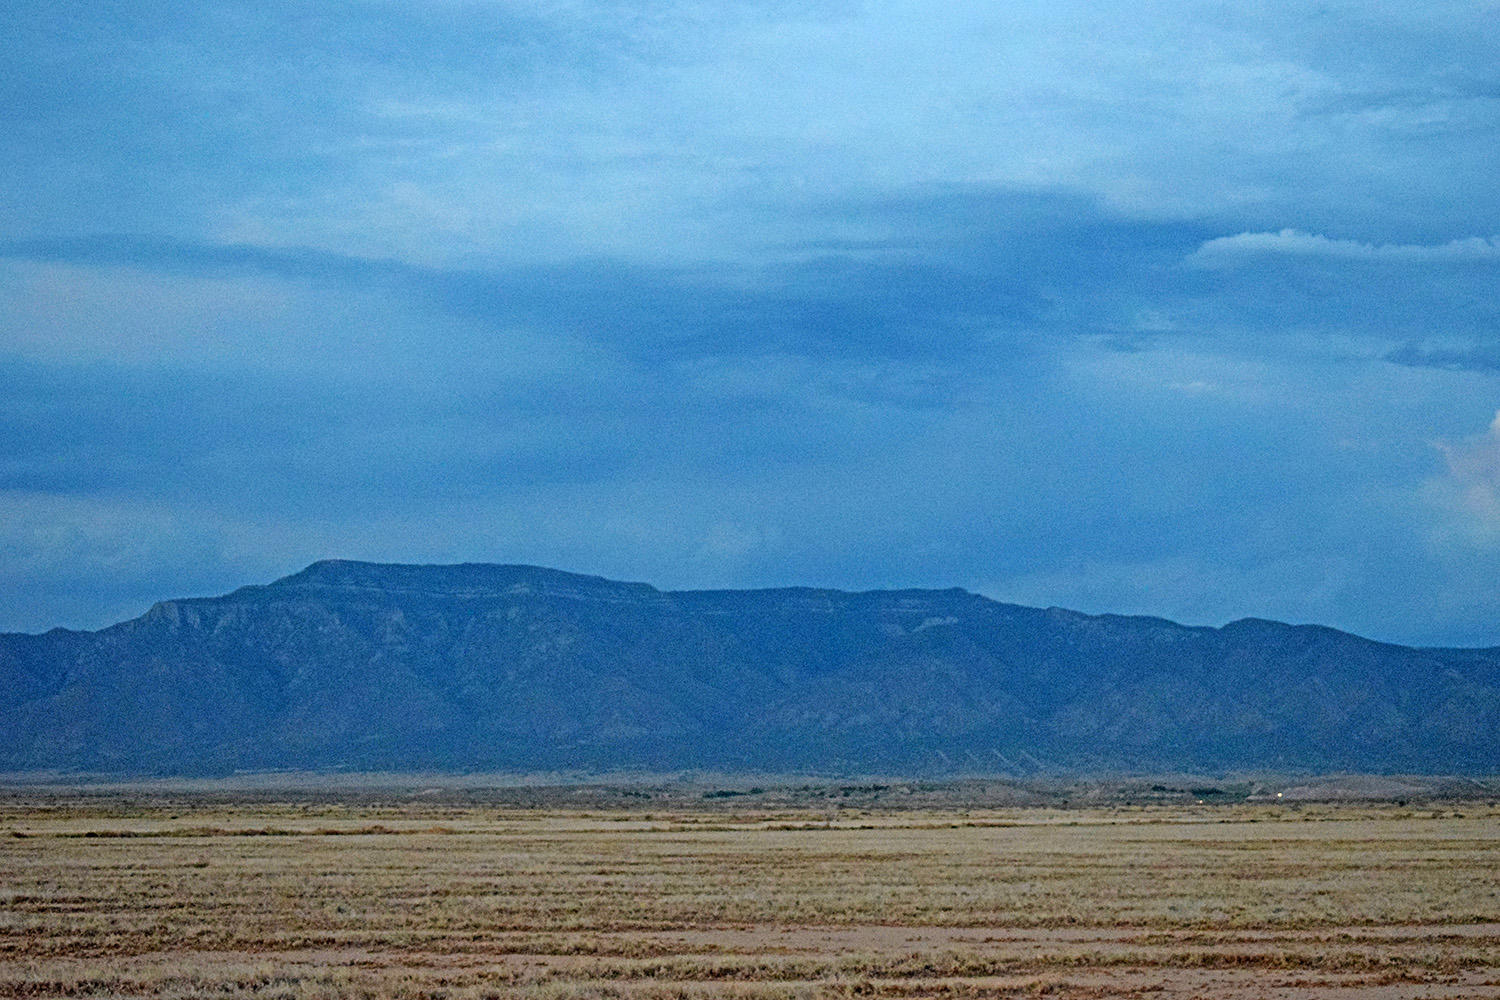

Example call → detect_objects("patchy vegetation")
2 791 1498 998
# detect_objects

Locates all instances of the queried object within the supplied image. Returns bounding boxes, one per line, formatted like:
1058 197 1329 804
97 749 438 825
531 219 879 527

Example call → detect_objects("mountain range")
2 560 1497 776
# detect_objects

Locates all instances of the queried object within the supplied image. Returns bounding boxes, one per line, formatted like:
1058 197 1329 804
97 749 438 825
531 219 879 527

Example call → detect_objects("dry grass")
1 795 1497 998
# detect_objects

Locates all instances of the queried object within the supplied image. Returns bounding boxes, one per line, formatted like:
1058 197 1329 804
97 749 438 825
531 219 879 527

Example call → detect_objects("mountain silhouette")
3 560 1496 776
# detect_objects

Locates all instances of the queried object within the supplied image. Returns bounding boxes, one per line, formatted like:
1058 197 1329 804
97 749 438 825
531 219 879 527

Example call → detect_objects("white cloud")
1188 229 1500 267
1428 411 1500 547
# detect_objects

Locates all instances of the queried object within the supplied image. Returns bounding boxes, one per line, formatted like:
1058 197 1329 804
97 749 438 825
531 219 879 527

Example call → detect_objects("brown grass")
1 796 1497 998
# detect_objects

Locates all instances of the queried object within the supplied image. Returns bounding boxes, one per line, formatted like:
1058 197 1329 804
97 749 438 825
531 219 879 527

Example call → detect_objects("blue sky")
3 1 1499 645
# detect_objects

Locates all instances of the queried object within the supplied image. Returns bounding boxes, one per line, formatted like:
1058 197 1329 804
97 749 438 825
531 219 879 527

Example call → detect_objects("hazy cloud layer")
1429 412 1500 545
4 1 1500 644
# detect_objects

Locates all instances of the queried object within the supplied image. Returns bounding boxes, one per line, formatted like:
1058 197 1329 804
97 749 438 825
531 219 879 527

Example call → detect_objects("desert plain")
2 782 1498 999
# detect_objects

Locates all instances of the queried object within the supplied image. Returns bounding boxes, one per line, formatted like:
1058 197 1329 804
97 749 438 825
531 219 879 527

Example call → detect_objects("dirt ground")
1 791 1497 998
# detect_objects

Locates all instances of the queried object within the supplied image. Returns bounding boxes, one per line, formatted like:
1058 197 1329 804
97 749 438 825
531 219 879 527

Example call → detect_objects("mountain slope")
2 560 1497 775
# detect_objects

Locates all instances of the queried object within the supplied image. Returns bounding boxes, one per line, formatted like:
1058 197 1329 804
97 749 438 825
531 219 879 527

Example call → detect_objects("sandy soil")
3 796 1497 998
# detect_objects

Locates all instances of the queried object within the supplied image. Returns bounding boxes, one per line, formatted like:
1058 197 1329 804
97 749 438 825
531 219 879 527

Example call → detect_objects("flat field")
2 789 1498 998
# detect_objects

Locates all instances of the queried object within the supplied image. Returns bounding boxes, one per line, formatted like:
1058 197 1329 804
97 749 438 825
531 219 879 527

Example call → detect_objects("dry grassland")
1 793 1497 998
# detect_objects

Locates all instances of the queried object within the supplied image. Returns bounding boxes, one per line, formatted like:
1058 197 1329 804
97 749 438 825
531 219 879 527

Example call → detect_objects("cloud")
10 2 1499 262
1188 229 1500 267
1169 228 1500 343
1429 412 1500 546
0 186 1211 370
5 2 1500 647
1386 343 1500 374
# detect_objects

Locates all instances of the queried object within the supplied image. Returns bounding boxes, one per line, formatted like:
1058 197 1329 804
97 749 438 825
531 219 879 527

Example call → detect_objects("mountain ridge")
3 560 1497 777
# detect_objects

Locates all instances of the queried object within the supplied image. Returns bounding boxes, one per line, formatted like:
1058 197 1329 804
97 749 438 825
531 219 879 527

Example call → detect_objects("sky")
3 1 1500 646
